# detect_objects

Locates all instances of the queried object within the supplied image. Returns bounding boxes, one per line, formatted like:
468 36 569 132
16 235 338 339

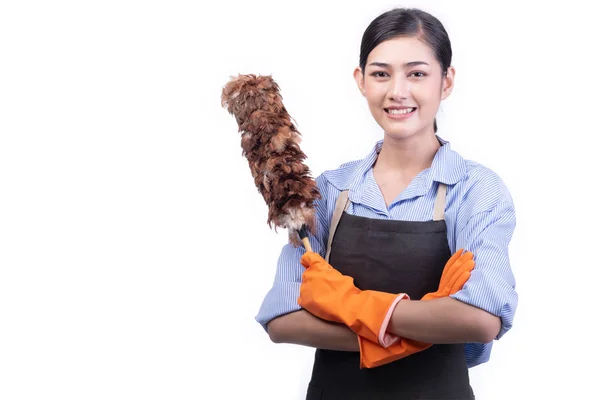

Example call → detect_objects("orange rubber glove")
298 251 403 346
298 249 474 348
358 335 431 369
358 250 476 368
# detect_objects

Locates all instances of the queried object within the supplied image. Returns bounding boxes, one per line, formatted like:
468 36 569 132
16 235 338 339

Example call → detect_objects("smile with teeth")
385 107 416 115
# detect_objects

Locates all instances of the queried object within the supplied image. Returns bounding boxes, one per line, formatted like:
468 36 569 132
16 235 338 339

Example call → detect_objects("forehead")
366 36 437 66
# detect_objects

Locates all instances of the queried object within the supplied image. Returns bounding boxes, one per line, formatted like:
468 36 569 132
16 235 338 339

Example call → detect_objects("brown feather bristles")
221 74 321 246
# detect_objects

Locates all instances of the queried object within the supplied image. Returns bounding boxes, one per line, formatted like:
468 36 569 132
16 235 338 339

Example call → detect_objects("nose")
389 76 410 100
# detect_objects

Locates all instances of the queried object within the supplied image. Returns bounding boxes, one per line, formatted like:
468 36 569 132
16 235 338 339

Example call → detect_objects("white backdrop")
1 0 599 399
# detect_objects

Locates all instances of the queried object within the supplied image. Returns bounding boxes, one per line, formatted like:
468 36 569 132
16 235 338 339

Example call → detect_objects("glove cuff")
378 293 409 347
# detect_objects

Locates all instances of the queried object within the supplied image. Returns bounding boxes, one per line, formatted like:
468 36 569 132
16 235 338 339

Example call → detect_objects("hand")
422 249 475 300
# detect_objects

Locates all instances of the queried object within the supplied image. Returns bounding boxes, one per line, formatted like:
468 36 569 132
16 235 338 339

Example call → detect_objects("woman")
256 7 517 399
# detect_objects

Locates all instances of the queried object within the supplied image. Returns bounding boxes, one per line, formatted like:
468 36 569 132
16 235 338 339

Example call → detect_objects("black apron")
306 183 475 400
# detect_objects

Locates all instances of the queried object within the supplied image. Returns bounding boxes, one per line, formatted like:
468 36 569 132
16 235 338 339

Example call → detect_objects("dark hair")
359 8 452 132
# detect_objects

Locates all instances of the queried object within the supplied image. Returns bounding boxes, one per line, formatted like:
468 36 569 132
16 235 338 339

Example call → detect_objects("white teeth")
387 108 415 115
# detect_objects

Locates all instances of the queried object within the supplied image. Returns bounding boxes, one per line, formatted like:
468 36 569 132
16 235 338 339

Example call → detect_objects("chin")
381 124 424 141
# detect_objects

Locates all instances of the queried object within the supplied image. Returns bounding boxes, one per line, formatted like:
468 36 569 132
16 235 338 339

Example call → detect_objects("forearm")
388 297 501 344
267 310 359 352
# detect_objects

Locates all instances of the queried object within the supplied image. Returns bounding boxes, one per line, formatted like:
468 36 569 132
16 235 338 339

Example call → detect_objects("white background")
1 0 599 399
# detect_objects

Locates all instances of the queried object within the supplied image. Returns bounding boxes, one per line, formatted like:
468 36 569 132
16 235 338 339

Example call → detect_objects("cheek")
367 97 384 114
413 83 441 108
364 85 387 107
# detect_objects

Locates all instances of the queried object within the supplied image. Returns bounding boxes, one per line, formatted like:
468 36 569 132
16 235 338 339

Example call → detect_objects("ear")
353 67 366 96
441 66 455 100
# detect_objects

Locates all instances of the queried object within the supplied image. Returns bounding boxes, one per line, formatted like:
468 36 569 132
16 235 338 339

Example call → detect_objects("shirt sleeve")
450 171 518 341
255 174 332 331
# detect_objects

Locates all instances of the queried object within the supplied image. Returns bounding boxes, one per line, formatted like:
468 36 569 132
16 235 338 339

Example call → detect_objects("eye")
409 71 427 78
370 71 389 78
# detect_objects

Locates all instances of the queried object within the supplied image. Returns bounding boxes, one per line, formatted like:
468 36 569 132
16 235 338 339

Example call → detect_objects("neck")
374 131 441 175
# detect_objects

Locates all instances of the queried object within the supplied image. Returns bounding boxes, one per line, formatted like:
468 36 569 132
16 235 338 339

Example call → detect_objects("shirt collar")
347 135 467 207
430 136 467 186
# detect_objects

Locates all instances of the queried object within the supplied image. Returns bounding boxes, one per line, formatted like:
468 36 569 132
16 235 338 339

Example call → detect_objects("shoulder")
456 159 515 216
317 158 363 192
307 160 362 236
434 137 513 212
310 158 363 220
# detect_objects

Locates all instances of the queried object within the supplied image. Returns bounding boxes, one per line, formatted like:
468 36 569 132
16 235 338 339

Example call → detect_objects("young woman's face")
354 36 454 141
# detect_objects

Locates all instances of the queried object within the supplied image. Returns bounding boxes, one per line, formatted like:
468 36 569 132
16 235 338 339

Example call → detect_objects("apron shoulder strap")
433 182 447 221
325 190 350 263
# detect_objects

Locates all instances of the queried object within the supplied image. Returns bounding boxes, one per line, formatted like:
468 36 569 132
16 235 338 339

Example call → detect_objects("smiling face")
354 35 455 141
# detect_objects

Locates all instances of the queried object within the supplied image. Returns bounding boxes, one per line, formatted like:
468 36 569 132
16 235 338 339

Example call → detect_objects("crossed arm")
268 296 499 351
261 198 516 350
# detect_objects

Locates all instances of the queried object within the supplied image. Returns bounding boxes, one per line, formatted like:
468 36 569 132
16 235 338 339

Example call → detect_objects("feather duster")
221 74 321 248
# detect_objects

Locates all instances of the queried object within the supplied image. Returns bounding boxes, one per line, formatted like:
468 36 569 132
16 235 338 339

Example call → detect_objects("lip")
384 107 417 120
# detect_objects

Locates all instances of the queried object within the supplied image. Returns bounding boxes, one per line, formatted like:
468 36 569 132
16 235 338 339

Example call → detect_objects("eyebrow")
368 61 430 68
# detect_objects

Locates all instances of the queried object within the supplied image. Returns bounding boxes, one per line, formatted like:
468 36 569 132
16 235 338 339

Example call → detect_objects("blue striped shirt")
255 136 518 368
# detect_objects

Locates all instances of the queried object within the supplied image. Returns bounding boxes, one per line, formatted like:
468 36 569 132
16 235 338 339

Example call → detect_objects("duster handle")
298 225 313 253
